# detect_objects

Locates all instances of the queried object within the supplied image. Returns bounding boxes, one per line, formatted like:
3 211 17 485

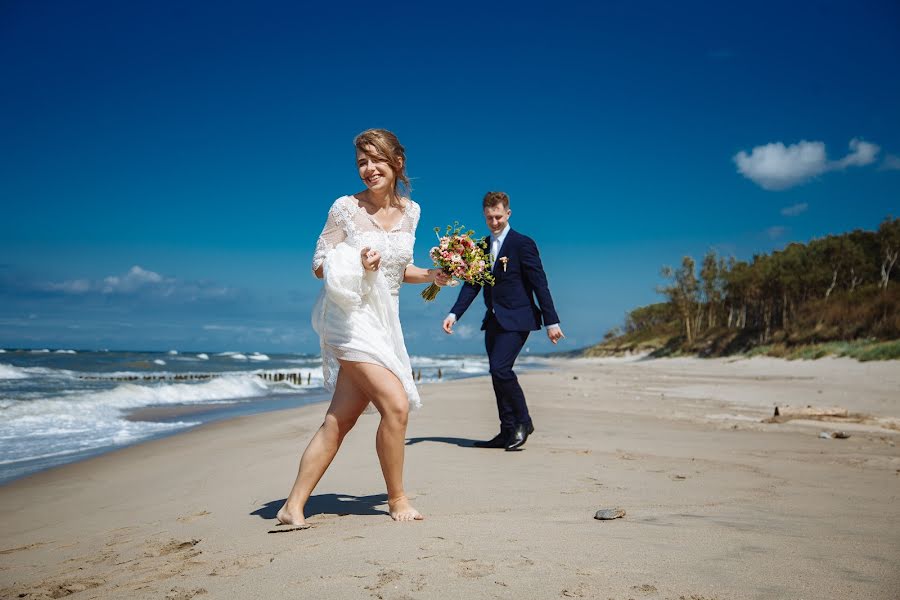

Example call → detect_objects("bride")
274 129 449 528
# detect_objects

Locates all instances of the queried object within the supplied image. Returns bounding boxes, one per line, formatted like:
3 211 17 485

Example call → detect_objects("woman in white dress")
274 129 448 528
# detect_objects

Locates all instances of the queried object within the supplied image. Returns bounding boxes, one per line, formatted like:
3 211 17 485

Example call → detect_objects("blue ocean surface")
0 348 548 485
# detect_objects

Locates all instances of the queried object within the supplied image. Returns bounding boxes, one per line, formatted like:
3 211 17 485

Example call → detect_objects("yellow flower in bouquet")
421 222 496 301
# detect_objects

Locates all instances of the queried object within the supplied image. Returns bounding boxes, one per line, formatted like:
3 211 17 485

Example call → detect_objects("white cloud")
44 279 92 294
880 154 900 171
766 226 787 240
103 266 168 294
834 138 879 168
734 138 881 190
32 266 236 302
780 202 808 217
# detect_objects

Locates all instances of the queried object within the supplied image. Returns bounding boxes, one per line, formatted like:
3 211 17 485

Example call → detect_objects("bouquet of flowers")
421 222 496 301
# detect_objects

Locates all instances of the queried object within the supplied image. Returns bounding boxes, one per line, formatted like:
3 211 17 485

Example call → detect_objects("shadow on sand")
252 493 389 520
405 436 478 448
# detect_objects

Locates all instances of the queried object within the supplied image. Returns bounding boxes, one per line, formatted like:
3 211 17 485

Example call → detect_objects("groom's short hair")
483 191 510 210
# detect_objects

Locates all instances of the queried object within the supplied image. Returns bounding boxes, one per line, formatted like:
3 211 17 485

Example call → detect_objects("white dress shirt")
447 224 559 331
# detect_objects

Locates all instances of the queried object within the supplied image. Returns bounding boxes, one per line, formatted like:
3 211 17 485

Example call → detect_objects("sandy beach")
2 356 899 599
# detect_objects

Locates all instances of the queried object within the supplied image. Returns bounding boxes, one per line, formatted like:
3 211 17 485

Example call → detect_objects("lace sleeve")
312 199 350 273
408 200 421 234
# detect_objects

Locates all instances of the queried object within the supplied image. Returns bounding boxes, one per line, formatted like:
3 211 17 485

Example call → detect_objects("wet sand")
1 356 899 599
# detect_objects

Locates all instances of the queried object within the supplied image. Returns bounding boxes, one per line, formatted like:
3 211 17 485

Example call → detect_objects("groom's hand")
547 325 565 344
442 315 456 334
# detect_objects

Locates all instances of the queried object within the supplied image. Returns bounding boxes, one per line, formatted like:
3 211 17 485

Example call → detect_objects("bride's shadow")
405 436 478 448
252 493 389 520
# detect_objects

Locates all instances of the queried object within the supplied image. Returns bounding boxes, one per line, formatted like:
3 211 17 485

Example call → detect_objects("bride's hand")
433 270 451 287
361 247 381 272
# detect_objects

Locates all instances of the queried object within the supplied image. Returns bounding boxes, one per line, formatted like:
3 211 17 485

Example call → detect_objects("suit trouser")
484 314 532 432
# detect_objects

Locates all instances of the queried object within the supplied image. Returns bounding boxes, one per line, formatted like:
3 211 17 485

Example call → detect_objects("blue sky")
2 0 899 354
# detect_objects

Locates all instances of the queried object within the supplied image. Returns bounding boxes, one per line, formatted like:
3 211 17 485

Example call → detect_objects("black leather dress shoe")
505 423 534 451
473 431 510 448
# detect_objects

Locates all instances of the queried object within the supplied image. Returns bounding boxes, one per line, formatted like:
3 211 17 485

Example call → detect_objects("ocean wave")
196 353 209 360
0 418 197 467
249 353 269 361
0 374 295 471
0 363 30 379
2 374 272 418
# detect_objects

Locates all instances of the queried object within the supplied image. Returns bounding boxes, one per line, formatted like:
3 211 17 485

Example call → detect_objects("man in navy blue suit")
443 191 564 451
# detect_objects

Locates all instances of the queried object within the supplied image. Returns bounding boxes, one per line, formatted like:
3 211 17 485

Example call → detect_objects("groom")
442 191 563 451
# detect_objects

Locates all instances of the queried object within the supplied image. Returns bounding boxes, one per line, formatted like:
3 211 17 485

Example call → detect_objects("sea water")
0 349 547 484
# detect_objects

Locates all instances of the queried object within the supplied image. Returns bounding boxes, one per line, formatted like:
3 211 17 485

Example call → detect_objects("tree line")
645 216 900 346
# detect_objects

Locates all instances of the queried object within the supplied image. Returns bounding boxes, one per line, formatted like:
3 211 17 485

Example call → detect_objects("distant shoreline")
585 336 900 362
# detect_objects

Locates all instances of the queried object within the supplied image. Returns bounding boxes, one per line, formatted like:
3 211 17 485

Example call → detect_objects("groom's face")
484 205 511 236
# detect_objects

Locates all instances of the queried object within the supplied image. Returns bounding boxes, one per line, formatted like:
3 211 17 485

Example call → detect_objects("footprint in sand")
177 510 211 524
632 583 659 594
156 539 201 557
207 554 273 577
456 559 495 578
12 575 107 599
363 568 404 591
165 586 208 599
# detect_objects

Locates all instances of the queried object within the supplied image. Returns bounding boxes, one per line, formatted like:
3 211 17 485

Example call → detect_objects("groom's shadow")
252 493 389 520
406 436 478 448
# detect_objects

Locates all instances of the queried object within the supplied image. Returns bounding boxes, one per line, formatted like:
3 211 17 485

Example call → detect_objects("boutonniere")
499 256 508 272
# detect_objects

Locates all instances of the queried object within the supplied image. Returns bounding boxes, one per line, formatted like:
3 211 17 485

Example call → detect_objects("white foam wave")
0 364 30 379
30 349 50 353
54 349 77 354
231 354 248 360
0 364 80 380
2 375 272 419
167 350 178 355
284 358 323 367
0 376 270 470
196 353 209 360
249 353 269 361
153 359 166 366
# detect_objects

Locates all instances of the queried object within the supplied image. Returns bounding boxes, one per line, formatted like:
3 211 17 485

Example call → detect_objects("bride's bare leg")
276 370 368 526
341 361 423 522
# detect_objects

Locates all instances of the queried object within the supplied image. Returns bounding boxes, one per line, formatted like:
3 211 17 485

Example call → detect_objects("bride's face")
357 146 397 195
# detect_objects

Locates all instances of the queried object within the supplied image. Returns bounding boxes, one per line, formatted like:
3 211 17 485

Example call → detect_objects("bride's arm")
403 264 449 285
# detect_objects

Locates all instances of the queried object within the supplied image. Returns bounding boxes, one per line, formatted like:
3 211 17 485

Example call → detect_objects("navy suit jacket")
450 229 559 332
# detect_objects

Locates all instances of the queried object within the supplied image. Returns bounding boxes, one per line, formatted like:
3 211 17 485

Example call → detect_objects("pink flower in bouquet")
422 222 496 302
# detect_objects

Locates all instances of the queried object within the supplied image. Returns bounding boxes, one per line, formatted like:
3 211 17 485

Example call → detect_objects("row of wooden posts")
78 368 444 384
78 371 312 384
412 368 442 381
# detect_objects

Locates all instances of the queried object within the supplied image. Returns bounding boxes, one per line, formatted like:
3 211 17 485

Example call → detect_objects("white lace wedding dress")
311 195 421 408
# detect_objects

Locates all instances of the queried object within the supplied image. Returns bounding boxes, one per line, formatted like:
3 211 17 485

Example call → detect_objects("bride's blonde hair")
354 129 410 204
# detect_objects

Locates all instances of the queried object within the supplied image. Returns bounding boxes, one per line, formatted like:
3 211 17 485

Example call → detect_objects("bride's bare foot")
388 496 424 522
275 504 307 527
